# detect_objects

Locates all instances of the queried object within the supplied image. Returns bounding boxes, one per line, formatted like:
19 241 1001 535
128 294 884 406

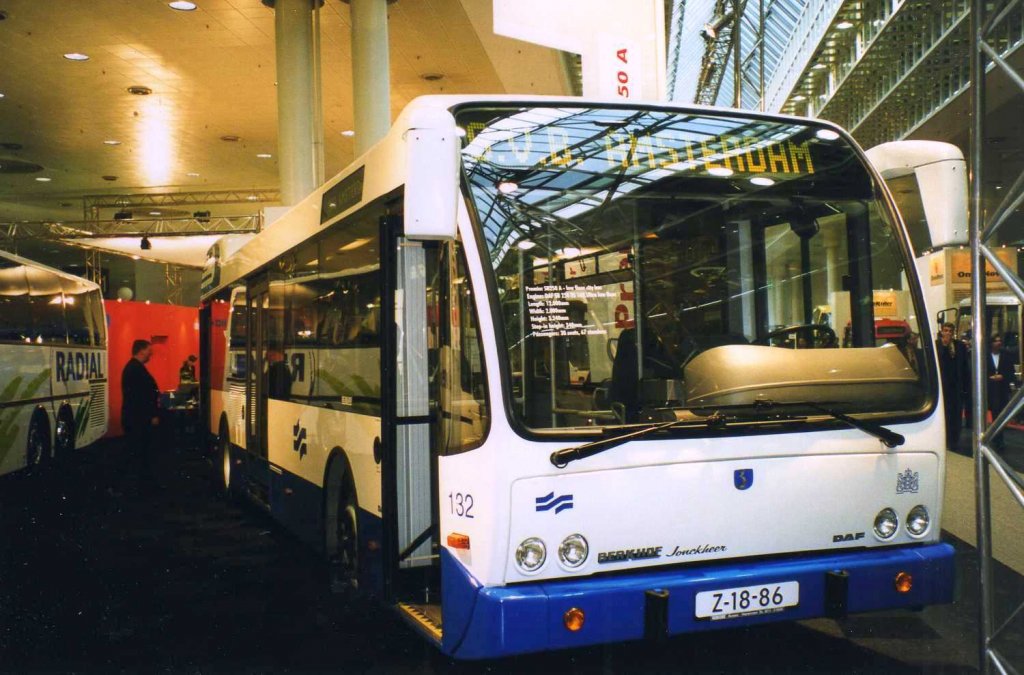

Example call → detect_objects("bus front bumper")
440 543 955 659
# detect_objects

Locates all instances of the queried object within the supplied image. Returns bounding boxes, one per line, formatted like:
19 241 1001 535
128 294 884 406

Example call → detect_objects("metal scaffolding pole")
971 0 1024 670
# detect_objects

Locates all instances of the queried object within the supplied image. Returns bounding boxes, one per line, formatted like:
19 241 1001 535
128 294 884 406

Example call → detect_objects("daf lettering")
832 532 866 543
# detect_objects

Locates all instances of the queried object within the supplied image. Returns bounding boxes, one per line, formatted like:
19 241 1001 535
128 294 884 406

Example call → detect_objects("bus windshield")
457 105 931 431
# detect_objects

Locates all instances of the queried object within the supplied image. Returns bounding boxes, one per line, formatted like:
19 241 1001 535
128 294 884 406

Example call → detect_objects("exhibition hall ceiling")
0 0 568 221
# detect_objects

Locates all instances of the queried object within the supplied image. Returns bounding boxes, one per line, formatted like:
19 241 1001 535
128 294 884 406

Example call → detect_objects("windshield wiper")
549 414 735 468
697 399 905 449
548 399 905 469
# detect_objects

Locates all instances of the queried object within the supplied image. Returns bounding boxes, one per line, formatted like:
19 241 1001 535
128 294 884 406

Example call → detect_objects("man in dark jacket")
936 322 967 452
987 335 1017 422
122 339 159 485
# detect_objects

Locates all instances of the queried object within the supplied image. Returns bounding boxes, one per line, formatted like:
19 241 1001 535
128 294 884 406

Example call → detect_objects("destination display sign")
461 114 817 177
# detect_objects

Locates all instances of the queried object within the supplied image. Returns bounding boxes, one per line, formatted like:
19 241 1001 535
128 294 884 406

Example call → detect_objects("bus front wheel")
26 409 51 469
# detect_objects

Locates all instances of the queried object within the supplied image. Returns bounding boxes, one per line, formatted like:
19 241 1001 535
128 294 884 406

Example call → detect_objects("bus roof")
0 248 102 291
202 95 848 300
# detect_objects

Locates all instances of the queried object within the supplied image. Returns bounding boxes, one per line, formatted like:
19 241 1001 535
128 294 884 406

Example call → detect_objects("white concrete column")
271 0 317 206
348 0 392 155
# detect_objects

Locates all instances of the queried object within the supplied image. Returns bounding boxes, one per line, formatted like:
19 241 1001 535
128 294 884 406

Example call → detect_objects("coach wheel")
331 480 359 593
26 409 51 468
219 426 233 493
54 406 76 458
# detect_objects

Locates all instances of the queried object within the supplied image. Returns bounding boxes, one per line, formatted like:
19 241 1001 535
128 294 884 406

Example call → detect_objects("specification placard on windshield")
525 284 615 337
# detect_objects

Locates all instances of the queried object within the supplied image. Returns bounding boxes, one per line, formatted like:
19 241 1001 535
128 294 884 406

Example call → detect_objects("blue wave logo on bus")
535 492 573 514
734 469 754 490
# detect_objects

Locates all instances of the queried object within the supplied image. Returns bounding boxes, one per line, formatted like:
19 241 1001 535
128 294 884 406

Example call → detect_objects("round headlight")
874 508 899 539
558 534 589 568
906 505 930 536
515 537 547 573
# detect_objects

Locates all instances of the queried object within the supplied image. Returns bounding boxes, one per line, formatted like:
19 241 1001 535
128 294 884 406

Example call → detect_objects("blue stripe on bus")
440 543 955 659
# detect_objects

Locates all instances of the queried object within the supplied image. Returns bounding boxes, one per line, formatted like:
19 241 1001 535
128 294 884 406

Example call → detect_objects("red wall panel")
105 300 199 437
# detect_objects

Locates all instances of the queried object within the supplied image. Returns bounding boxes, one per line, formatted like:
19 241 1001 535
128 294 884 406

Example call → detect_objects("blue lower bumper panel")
440 543 955 659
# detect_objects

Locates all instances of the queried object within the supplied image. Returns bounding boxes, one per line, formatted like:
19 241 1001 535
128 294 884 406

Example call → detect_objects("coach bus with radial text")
0 249 108 477
200 96 956 659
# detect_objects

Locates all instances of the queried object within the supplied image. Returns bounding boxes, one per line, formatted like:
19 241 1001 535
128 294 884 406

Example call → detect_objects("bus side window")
25 266 66 344
439 242 490 455
62 277 95 346
0 259 30 342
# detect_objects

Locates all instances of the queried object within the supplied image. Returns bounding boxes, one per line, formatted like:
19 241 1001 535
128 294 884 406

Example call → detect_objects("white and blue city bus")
0 249 108 477
200 96 955 659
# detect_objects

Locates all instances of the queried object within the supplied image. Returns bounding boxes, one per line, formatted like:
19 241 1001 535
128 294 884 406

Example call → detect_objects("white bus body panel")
267 399 382 509
0 345 52 475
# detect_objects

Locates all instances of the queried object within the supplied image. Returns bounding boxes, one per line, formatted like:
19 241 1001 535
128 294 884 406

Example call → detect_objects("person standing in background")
987 335 1016 449
178 354 197 385
122 339 160 488
936 323 967 452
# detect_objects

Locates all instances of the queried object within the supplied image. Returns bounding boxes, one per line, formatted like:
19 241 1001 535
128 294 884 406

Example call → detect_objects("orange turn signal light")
447 533 471 550
894 571 913 593
563 607 585 632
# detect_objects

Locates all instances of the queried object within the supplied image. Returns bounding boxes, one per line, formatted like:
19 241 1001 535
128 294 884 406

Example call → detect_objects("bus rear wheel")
331 483 359 593
26 410 51 469
54 406 76 458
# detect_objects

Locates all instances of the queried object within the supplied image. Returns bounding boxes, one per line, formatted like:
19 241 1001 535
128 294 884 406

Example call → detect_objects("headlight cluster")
872 505 931 539
515 534 589 573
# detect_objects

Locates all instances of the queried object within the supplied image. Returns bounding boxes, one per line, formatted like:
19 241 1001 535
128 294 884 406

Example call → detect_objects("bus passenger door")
244 278 270 504
385 223 439 605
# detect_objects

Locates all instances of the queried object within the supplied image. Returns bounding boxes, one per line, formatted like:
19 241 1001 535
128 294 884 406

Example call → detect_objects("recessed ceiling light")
168 1 197 10
220 134 240 142
187 172 200 177
256 153 272 158
816 129 841 141
35 176 51 182
246 195 258 201
750 177 775 186
149 211 162 216
103 139 121 146
127 85 152 96
340 130 355 137
707 167 733 177
0 93 5 99
836 20 854 29
792 94 806 101
63 53 90 61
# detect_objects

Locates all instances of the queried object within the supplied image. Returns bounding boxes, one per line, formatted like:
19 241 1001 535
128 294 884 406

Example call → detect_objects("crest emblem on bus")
535 492 573 514
734 469 753 490
896 468 919 494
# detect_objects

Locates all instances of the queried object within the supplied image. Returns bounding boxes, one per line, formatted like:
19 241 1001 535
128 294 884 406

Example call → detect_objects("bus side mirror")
865 140 967 248
404 108 460 240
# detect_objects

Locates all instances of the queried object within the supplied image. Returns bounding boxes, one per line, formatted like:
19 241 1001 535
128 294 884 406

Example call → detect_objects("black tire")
26 409 51 469
330 477 359 594
218 421 234 495
54 405 76 459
